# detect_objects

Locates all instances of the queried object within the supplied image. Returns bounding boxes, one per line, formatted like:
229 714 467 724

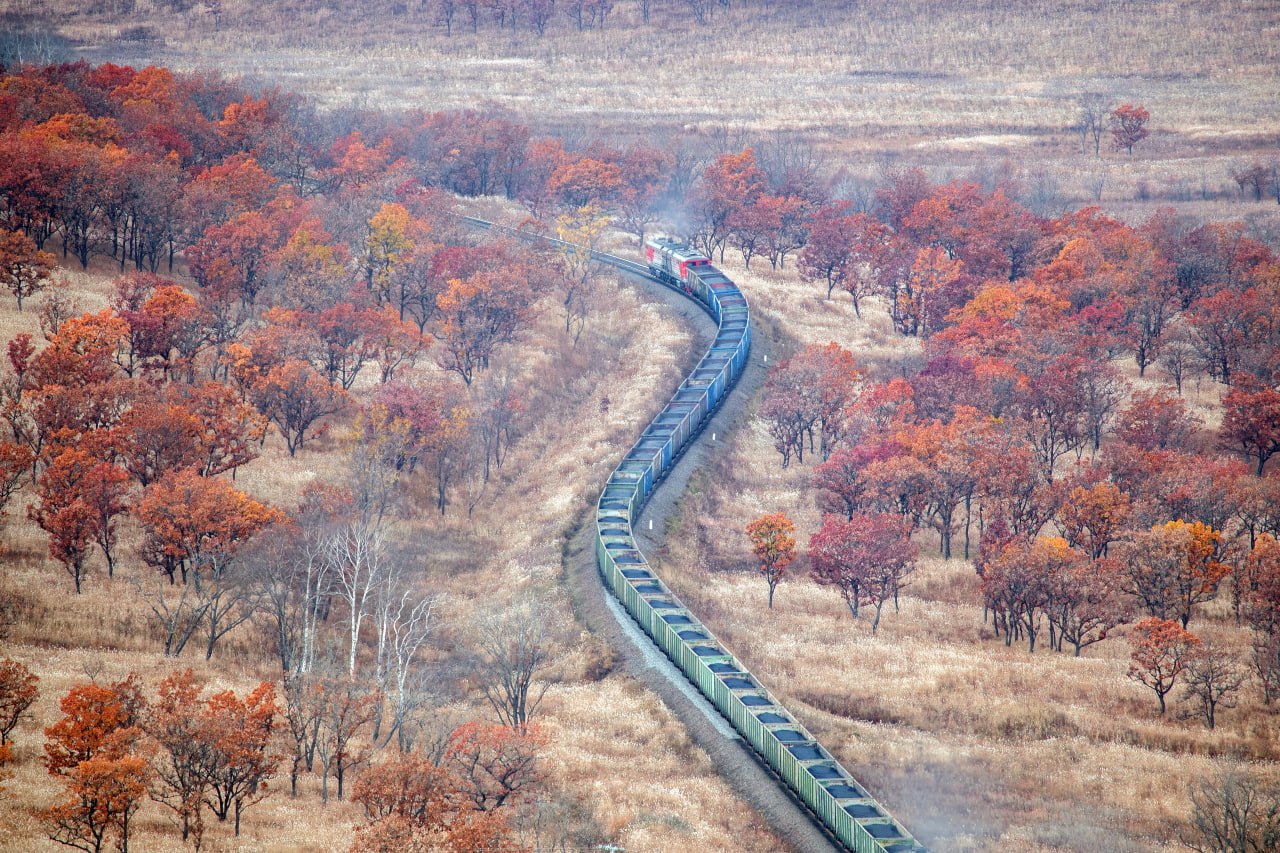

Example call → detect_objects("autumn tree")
1245 535 1280 703
980 535 1066 653
434 267 538 385
0 440 35 527
0 227 56 310
1220 383 1280 476
188 209 288 311
797 202 858 300
136 467 282 586
0 658 38 746
690 148 767 261
113 279 208 379
546 157 623 209
349 751 521 853
249 360 347 455
1051 555 1129 656
809 512 917 633
760 343 861 466
200 682 279 835
273 227 351 313
1111 103 1150 155
1127 616 1200 713
42 676 148 853
1118 521 1230 628
42 753 149 853
30 449 130 591
1057 480 1132 559
147 670 211 846
1114 389 1200 452
1185 288 1263 386
745 512 796 609
897 246 962 337
894 407 993 558
444 721 546 812
613 143 672 247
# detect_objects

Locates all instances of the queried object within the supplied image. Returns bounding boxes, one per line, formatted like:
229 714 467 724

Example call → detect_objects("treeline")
747 171 1280 727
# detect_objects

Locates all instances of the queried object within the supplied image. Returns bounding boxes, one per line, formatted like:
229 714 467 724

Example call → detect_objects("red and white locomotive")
644 236 711 287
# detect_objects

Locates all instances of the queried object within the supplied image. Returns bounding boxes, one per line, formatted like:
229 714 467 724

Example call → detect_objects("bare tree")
1183 645 1246 730
198 552 260 660
281 673 325 797
1231 161 1271 202
245 526 332 675
1076 93 1113 158
1159 325 1196 396
328 519 390 678
379 588 440 751
554 205 607 345
1185 763 1280 853
134 573 209 657
314 675 379 803
472 598 559 730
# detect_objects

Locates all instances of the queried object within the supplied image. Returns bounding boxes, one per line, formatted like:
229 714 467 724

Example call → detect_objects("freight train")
465 218 925 853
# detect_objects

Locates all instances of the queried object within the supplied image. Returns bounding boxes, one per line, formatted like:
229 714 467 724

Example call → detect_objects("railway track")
463 216 925 853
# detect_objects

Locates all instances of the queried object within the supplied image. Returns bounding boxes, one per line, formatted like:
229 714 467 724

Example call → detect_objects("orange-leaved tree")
0 440 35 528
1110 103 1150 155
746 512 797 609
444 721 547 813
350 749 524 853
0 227 56 311
1118 520 1230 628
147 669 210 846
248 360 348 456
136 467 283 585
200 681 279 835
0 658 39 747
1127 617 1200 714
41 676 149 853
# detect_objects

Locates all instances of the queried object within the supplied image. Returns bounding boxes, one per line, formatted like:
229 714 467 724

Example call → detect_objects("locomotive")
644 235 712 287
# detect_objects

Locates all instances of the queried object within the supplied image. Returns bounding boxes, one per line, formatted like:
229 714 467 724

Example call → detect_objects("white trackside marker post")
712 433 716 441
649 519 653 530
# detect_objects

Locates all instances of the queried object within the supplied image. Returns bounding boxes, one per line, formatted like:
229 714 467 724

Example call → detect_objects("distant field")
21 0 1274 221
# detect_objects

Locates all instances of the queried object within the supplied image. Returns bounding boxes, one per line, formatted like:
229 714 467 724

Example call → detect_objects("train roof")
647 236 709 260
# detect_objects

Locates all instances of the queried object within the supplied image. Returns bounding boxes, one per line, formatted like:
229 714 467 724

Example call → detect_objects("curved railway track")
463 217 925 853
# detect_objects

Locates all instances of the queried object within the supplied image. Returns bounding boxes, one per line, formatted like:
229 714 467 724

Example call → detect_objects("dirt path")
562 271 846 853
